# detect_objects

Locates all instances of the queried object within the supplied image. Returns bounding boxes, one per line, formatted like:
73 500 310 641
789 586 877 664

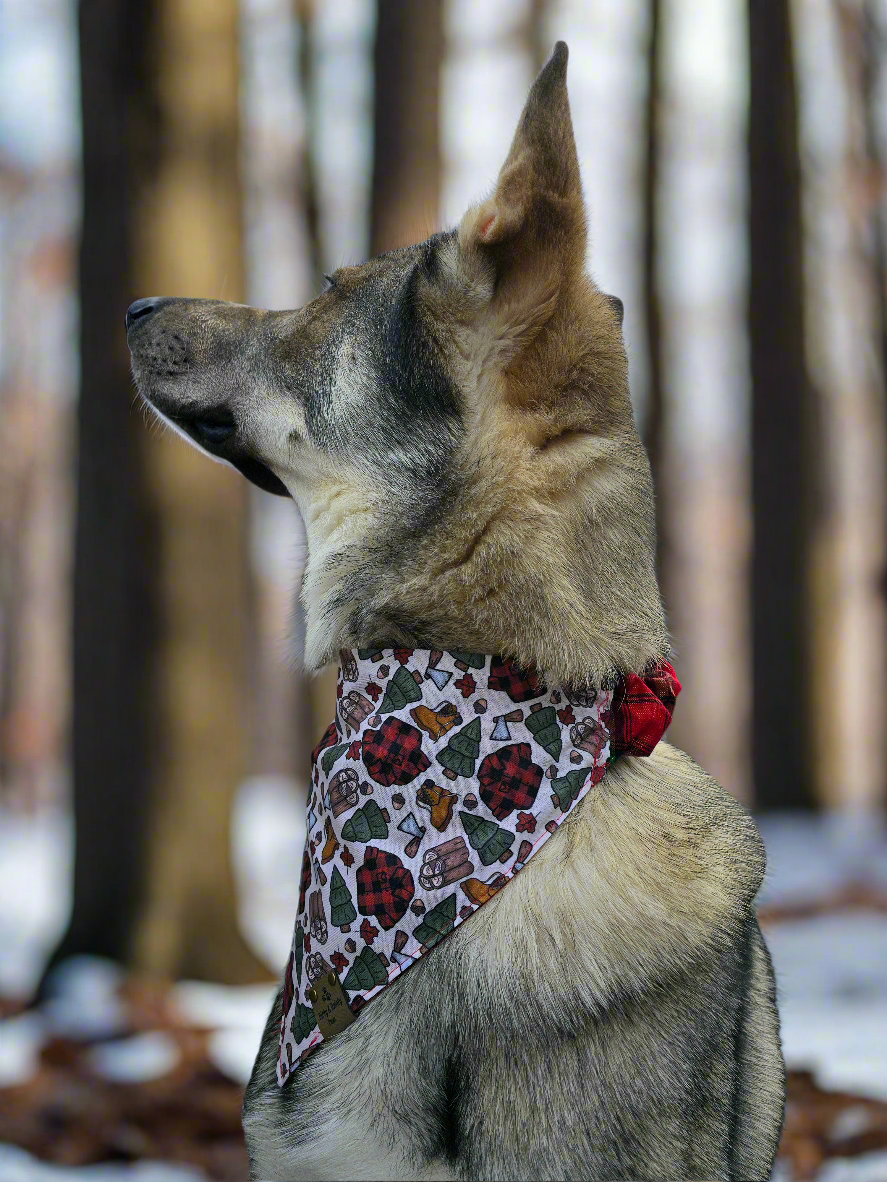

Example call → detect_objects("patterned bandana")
277 648 680 1084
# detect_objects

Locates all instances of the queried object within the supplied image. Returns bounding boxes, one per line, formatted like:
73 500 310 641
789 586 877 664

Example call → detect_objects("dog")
127 42 784 1182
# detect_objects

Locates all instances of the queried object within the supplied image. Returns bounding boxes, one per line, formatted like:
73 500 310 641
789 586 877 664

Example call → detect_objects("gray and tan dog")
127 43 784 1182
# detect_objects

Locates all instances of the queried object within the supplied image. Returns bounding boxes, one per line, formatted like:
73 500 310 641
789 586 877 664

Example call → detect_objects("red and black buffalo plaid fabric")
477 742 543 820
610 661 681 758
297 848 312 914
279 949 295 1037
356 846 415 930
487 656 545 702
311 720 340 765
362 717 431 786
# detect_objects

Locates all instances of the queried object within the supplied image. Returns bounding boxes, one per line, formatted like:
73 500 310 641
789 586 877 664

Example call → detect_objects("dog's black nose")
125 298 159 331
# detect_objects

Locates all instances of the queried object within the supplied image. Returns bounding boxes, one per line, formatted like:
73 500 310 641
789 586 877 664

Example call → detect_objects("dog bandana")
277 648 680 1084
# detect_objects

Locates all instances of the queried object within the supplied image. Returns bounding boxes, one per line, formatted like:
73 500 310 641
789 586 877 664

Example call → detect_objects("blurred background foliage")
1 1 887 1178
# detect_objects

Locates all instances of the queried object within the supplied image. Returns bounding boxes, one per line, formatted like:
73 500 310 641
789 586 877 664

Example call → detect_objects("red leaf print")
393 649 412 665
557 706 575 725
309 839 317 857
454 673 476 698
516 812 536 833
347 740 362 760
341 845 354 867
336 681 344 699
359 917 380 945
303 932 311 953
366 681 382 702
330 950 348 973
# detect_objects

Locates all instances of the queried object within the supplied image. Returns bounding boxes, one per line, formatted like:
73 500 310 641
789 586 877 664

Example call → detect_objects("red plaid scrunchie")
609 661 681 758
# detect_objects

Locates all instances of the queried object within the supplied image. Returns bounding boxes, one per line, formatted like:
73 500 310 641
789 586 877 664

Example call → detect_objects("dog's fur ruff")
127 42 785 1182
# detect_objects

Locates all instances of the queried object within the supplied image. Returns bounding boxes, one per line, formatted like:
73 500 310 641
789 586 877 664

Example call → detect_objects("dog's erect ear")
455 42 585 330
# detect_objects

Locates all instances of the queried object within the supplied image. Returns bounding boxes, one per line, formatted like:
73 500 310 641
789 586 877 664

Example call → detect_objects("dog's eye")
323 273 337 291
191 412 236 446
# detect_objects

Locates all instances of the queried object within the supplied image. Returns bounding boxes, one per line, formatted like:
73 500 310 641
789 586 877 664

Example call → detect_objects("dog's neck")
297 426 669 686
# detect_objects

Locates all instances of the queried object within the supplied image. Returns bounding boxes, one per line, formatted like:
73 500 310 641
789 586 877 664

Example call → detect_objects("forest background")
1 1 886 1179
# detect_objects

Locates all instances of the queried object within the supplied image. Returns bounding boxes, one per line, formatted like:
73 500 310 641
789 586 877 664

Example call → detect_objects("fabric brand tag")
308 971 356 1039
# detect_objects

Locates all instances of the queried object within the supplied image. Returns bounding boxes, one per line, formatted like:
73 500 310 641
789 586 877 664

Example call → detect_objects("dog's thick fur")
127 44 785 1182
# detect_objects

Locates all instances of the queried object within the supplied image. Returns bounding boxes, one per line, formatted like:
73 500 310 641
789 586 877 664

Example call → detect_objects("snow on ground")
1 788 885 1178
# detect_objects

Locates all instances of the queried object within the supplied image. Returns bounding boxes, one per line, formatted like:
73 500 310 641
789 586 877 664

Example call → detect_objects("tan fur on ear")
458 40 586 306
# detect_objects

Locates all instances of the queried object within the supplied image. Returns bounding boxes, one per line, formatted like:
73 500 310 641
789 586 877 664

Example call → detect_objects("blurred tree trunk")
370 0 444 255
297 0 447 752
642 0 666 579
747 0 815 808
48 0 266 987
130 0 265 981
861 1 887 806
525 0 553 72
49 0 157 972
861 3 887 422
294 0 337 750
295 0 323 290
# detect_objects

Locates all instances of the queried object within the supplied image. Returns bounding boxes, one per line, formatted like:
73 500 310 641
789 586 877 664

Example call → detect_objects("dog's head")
127 43 667 682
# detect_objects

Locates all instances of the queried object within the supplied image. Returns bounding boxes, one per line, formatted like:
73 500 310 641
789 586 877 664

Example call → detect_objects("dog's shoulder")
593 740 767 913
449 741 766 1018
